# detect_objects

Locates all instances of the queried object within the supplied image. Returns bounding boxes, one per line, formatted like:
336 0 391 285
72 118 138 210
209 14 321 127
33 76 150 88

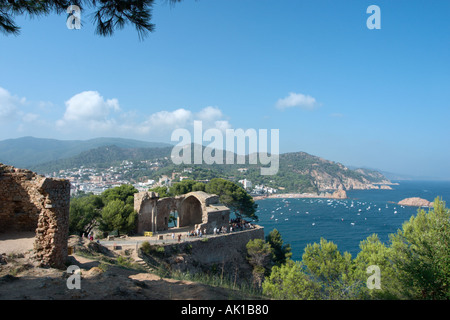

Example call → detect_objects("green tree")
149 186 170 198
0 0 183 38
246 239 274 288
353 234 400 299
205 178 258 220
169 179 206 195
99 199 137 236
389 197 450 299
301 238 359 299
69 193 104 235
262 260 322 300
102 184 137 206
266 229 292 266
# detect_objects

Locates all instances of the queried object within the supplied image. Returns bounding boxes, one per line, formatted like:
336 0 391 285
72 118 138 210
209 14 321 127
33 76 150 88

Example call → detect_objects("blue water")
255 180 450 261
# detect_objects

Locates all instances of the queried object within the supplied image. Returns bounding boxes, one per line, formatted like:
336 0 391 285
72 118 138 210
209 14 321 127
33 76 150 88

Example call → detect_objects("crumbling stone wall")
0 164 70 268
140 226 265 284
135 191 230 235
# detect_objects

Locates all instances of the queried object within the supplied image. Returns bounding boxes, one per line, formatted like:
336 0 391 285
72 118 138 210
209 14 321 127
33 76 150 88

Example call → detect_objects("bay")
255 180 450 261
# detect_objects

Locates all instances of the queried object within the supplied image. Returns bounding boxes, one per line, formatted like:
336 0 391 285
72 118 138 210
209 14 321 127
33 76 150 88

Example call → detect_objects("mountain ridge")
0 136 392 194
0 136 172 168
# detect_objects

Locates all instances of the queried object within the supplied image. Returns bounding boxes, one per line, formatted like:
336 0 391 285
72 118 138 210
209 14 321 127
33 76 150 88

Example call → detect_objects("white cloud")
0 87 26 122
0 87 232 140
56 91 121 133
196 106 223 122
135 106 231 136
62 91 120 122
276 92 319 110
194 106 231 132
54 91 232 139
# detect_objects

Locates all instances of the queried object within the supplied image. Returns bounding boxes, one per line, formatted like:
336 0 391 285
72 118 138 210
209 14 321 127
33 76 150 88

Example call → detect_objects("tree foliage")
266 228 292 266
205 178 258 221
388 197 450 299
69 184 139 236
246 238 274 288
101 183 137 205
148 186 170 198
69 192 104 235
99 199 136 236
169 179 206 196
0 0 183 38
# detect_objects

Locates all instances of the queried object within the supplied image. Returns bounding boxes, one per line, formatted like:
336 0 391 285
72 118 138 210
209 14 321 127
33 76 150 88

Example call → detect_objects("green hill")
0 137 390 194
0 136 172 168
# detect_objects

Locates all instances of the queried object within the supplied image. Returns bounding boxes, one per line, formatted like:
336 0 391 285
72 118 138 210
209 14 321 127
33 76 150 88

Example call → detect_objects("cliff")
276 152 392 194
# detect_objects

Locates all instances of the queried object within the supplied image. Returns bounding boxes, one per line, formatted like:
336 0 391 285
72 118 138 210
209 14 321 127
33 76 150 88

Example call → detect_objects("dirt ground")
0 235 261 300
0 232 36 255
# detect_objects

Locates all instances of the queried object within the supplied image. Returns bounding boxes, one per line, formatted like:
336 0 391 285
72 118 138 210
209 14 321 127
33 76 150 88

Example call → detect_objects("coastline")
252 183 396 201
253 191 346 201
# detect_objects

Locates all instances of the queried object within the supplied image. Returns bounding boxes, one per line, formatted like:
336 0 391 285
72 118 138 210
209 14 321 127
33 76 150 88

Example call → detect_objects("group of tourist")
187 227 207 237
229 218 254 232
172 218 255 240
213 226 228 235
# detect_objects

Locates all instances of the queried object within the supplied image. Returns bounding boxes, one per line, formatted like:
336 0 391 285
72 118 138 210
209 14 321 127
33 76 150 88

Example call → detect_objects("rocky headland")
398 197 434 207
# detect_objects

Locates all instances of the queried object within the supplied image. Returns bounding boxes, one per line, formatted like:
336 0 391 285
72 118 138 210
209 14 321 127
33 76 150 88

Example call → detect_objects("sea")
255 180 450 261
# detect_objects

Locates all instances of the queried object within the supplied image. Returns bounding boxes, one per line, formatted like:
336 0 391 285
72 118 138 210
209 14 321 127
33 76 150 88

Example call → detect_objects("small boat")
312 223 315 226
351 222 355 226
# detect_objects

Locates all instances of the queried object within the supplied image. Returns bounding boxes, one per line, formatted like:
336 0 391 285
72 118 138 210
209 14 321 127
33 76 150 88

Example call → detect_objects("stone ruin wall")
0 164 70 268
134 191 230 235
140 226 265 284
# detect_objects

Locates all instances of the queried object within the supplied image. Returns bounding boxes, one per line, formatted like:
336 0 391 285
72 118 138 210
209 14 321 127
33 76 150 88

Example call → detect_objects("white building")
238 179 252 190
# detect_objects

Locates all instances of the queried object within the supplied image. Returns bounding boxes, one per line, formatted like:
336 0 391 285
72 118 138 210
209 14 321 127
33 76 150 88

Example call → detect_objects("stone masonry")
134 191 230 235
0 163 70 268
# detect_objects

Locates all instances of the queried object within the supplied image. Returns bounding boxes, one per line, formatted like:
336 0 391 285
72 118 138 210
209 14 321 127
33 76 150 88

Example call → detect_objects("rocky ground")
0 235 262 300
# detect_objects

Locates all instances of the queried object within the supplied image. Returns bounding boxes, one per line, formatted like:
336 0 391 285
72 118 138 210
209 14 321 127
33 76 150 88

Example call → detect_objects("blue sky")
0 0 449 179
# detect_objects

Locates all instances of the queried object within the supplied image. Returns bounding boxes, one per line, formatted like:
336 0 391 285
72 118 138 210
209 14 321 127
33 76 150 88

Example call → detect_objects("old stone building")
0 163 70 268
134 191 230 234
